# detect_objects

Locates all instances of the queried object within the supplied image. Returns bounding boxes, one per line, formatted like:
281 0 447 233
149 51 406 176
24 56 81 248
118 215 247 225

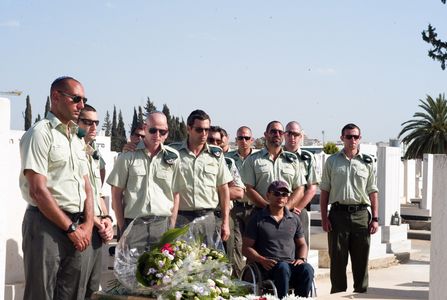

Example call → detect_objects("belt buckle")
347 205 357 213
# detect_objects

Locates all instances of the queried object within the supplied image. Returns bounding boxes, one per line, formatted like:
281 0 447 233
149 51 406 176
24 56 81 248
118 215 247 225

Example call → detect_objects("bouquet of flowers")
111 215 250 299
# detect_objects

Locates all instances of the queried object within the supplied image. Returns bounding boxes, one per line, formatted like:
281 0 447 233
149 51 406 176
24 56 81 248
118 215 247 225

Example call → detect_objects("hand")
260 257 277 271
291 258 305 266
98 218 114 242
321 215 332 232
122 142 137 153
292 207 302 215
220 222 230 241
68 225 91 251
369 220 379 234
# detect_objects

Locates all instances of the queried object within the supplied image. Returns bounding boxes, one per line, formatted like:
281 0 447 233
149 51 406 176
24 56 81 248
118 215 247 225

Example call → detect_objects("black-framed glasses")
286 131 302 137
79 118 99 126
57 90 87 104
269 129 284 136
148 127 168 136
207 137 222 144
344 134 360 140
271 191 289 197
193 127 210 133
237 136 251 141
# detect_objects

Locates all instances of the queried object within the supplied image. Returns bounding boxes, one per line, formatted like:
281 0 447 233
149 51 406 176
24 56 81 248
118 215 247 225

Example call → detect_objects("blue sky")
1 1 446 143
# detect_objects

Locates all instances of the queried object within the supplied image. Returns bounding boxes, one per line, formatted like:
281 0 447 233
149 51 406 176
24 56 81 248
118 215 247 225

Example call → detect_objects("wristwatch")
371 217 379 223
66 222 78 234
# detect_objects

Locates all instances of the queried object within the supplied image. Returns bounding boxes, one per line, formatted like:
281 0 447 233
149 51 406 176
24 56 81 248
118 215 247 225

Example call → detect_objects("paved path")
313 239 430 300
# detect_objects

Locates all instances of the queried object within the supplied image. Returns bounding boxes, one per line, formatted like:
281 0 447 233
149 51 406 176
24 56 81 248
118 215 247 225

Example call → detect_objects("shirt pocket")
49 144 68 168
354 166 369 179
128 163 146 192
280 166 295 182
203 164 218 187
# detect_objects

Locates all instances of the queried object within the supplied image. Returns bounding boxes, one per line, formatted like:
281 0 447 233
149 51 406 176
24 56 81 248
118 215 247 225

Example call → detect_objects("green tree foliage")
24 95 32 130
398 94 447 159
323 142 339 154
34 114 41 124
138 106 144 124
102 110 112 136
116 110 127 151
144 97 157 116
44 96 51 117
131 107 138 134
422 0 446 70
111 106 119 151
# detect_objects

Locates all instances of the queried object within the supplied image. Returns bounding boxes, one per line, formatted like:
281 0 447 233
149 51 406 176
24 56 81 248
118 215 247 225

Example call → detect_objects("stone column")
422 154 433 212
403 159 416 204
377 146 410 253
429 155 447 300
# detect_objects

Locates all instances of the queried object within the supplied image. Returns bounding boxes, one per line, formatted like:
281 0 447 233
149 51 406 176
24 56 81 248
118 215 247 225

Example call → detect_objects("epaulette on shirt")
282 151 298 163
163 147 179 165
209 145 223 158
361 154 373 164
224 157 234 169
168 141 183 151
300 149 313 162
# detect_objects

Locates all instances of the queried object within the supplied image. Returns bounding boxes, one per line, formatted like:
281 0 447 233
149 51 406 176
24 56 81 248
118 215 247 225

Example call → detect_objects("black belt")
178 209 214 217
331 203 368 213
27 205 84 222
234 201 253 208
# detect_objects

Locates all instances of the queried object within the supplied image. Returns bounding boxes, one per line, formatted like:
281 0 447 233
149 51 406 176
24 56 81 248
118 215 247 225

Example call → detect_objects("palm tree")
398 94 447 159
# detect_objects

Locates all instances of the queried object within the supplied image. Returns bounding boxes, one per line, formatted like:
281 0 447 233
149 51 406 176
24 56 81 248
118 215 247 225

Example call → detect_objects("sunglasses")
271 191 289 197
286 131 302 137
207 137 222 144
237 136 251 141
57 90 87 104
148 127 168 136
269 129 284 135
193 127 210 133
344 134 360 140
79 118 99 126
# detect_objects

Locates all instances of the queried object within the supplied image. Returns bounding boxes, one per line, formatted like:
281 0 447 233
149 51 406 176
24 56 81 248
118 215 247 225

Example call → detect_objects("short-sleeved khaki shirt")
172 141 233 210
225 148 258 171
240 148 306 198
85 143 105 216
107 142 180 218
295 149 320 186
320 150 378 205
19 112 89 213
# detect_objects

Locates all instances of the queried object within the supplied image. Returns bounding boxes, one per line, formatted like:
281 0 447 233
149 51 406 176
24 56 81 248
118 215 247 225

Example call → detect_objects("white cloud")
0 20 20 28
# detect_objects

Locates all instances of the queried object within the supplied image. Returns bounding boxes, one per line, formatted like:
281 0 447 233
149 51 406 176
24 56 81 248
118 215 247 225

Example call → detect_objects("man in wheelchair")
242 180 314 298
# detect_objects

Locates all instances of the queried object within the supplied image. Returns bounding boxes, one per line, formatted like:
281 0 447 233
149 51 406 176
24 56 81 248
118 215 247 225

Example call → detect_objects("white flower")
158 260 164 268
156 273 164 278
175 291 182 300
162 275 171 284
221 287 229 294
192 285 204 294
207 279 215 287
162 249 175 260
147 267 156 275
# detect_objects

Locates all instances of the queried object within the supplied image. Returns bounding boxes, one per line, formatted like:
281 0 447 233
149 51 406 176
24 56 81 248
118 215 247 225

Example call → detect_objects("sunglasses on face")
57 90 87 104
271 191 289 197
193 127 210 134
133 133 145 139
344 134 360 140
207 137 222 144
148 127 168 136
269 129 284 136
286 131 302 137
237 136 251 141
79 118 99 126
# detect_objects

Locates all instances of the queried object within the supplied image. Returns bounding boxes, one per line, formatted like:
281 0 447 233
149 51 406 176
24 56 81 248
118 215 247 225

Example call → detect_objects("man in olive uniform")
77 104 114 298
226 126 256 171
320 123 379 294
284 121 320 247
19 76 94 300
208 126 245 276
172 109 233 243
240 121 306 212
107 111 180 246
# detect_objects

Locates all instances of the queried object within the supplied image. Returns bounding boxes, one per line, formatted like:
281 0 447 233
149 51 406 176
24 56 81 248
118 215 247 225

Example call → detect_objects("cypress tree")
102 110 112 136
44 96 51 117
24 95 32 130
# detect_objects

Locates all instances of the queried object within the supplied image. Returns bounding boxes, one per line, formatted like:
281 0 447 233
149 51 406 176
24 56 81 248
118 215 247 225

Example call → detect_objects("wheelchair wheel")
240 263 263 295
